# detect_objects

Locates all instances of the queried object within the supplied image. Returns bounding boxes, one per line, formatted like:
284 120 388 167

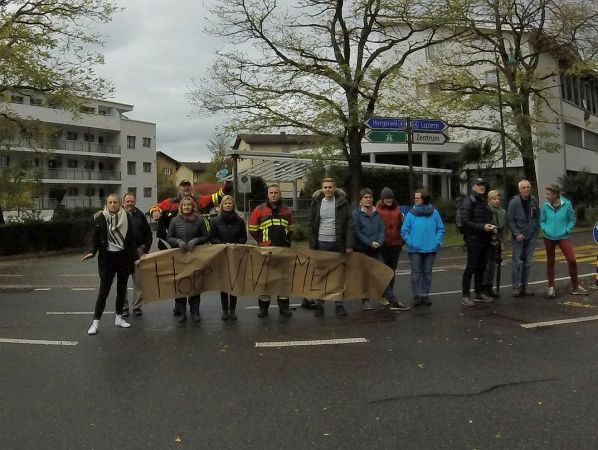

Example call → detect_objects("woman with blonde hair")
210 195 247 320
481 190 507 298
167 197 210 323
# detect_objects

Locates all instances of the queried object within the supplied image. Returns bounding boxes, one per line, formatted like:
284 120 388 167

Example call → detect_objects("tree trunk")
346 128 364 206
514 97 539 199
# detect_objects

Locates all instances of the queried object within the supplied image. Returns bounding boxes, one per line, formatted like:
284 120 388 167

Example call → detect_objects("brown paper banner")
136 244 394 302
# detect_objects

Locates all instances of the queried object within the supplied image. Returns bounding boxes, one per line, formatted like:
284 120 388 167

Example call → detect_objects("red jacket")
376 200 404 247
249 201 294 247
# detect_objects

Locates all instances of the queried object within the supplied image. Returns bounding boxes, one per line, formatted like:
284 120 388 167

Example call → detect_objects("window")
98 188 105 199
66 132 77 141
564 123 583 148
585 130 598 151
485 70 498 85
10 95 24 104
0 155 9 167
30 98 42 106
143 162 152 173
80 106 95 114
67 159 78 169
127 136 136 149
163 167 171 175
48 160 58 169
98 107 108 116
97 136 104 144
127 187 137 197
85 187 96 196
84 134 95 142
143 187 152 198
127 161 137 175
84 160 95 170
67 187 79 196
98 162 104 171
142 137 151 147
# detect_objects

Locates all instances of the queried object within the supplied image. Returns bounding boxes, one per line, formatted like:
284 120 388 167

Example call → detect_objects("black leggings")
94 251 130 319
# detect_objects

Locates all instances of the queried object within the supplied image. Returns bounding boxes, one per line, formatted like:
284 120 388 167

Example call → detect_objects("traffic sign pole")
407 117 413 202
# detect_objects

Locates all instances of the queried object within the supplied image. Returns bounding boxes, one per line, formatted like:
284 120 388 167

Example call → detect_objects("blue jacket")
401 205 445 253
540 196 576 240
353 207 385 251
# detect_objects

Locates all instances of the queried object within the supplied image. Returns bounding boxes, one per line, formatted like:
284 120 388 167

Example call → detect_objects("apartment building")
0 91 157 212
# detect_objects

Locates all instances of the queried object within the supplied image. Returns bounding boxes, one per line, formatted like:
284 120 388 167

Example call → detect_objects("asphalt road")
2 234 598 449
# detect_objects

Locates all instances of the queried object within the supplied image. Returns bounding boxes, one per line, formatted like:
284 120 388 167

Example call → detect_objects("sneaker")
461 296 475 307
421 297 432 306
362 300 373 310
133 308 143 316
572 285 589 295
335 305 348 316
390 301 411 311
87 320 99 335
115 316 131 328
413 296 422 307
547 287 556 298
512 287 522 298
521 288 535 297
474 292 494 303
379 298 390 306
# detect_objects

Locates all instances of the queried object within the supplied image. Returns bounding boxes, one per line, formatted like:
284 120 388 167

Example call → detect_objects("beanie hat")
380 187 394 200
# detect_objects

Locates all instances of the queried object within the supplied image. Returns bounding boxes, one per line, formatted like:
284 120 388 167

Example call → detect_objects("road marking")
60 274 96 277
0 338 78 346
255 338 368 348
245 303 301 310
71 288 95 291
34 288 51 291
397 269 447 276
46 311 114 315
521 315 598 329
0 274 23 277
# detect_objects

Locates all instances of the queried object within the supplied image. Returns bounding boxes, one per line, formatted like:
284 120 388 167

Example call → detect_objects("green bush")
291 221 308 242
0 219 94 255
585 207 598 226
51 207 99 222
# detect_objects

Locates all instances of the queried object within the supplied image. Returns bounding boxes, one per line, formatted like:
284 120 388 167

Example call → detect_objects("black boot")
229 296 238 321
221 293 229 320
278 298 292 318
257 299 270 318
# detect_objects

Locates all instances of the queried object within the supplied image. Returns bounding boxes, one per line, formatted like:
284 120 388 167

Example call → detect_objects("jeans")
380 246 401 302
462 243 489 296
511 238 536 289
409 252 436 298
544 238 578 288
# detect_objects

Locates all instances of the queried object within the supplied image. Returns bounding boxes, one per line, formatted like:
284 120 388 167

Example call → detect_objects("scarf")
181 212 199 222
103 206 128 250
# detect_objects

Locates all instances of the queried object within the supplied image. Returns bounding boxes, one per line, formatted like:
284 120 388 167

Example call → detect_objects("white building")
0 91 157 212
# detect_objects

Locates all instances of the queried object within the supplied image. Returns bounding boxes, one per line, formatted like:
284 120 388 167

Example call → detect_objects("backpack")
455 194 475 234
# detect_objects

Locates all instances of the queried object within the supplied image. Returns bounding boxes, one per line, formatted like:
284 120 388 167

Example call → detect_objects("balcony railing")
2 137 121 154
33 197 104 209
42 169 121 181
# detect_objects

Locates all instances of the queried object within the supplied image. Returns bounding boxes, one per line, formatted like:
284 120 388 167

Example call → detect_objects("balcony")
42 168 121 182
2 137 121 155
33 197 104 209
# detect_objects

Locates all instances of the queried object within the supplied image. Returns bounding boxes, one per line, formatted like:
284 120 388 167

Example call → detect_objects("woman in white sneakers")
82 194 138 335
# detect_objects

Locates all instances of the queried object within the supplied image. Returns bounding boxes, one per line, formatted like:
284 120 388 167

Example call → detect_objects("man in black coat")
122 193 153 316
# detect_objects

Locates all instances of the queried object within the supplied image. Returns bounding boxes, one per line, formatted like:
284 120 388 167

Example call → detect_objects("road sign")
215 168 229 180
365 117 406 130
365 130 407 143
593 222 598 245
412 132 449 145
412 119 447 132
238 174 252 193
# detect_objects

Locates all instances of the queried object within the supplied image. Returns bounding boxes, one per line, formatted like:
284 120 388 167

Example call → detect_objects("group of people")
459 177 587 307
82 174 588 335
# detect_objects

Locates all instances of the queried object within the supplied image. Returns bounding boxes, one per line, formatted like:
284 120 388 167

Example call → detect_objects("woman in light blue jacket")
540 184 587 298
401 189 445 307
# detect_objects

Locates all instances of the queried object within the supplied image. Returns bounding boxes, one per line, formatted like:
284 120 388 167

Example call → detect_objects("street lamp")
494 46 519 203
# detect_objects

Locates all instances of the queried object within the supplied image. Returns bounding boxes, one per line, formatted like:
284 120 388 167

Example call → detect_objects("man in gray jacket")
507 179 540 297
308 177 354 317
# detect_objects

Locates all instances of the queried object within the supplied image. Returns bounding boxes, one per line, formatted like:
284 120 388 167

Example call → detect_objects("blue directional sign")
365 117 406 130
412 118 447 132
593 222 598 245
215 168 229 180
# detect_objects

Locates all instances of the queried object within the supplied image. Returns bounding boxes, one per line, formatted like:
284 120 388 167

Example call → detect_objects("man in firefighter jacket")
248 184 295 318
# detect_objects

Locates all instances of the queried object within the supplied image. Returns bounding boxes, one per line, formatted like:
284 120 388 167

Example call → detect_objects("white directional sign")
412 132 449 145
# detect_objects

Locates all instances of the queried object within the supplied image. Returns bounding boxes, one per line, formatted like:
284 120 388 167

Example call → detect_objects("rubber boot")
221 293 229 321
257 299 270 318
229 296 238 321
176 299 187 323
278 298 292 318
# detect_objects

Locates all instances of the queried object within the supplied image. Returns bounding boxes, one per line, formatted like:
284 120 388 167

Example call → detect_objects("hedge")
0 219 94 256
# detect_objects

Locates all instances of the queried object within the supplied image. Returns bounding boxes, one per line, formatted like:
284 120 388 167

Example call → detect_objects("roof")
156 151 180 166
180 162 209 171
233 133 326 149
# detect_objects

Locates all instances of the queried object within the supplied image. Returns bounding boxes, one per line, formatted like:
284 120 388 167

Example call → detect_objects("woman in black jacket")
82 194 138 335
210 195 247 320
167 197 210 323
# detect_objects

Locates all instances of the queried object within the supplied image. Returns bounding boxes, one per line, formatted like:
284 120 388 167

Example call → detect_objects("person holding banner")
82 194 138 335
167 197 210 323
540 184 588 298
210 195 247 321
353 188 387 310
308 177 353 317
249 184 294 318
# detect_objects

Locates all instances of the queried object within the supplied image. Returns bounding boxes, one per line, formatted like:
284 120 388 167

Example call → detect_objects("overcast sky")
96 0 223 163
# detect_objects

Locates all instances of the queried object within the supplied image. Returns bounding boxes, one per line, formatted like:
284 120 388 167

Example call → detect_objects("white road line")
71 288 95 291
34 288 51 291
396 269 447 276
0 274 23 277
60 274 96 277
46 311 114 315
245 303 301 310
255 338 368 348
521 315 598 329
0 338 78 346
